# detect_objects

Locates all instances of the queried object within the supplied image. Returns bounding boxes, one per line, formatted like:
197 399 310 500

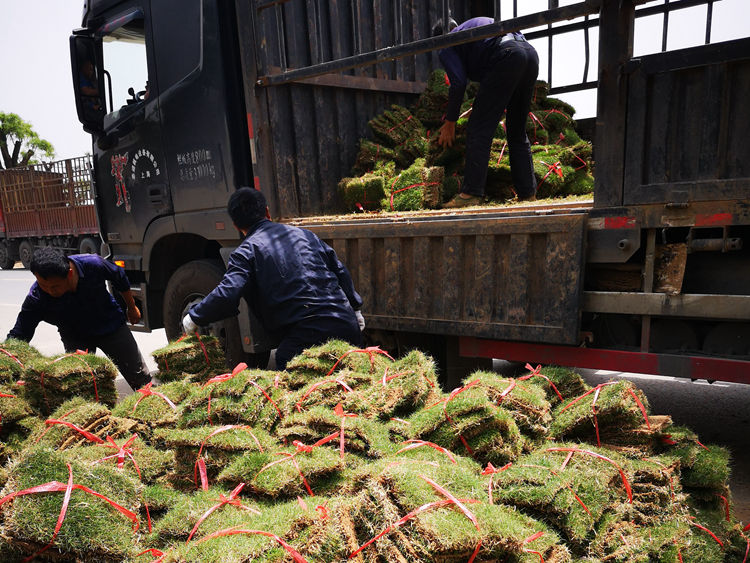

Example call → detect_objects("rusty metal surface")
307 211 587 345
0 157 97 238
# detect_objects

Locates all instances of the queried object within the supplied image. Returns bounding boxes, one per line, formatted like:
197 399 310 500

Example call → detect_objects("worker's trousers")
463 37 539 199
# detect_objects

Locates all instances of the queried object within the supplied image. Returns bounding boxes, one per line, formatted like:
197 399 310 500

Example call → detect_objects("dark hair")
30 247 70 279
227 187 267 229
432 16 458 37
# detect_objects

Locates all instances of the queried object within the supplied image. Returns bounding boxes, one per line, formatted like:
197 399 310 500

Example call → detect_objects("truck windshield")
102 18 148 119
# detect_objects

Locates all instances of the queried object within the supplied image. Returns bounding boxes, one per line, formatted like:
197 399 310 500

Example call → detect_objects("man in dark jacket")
183 187 364 370
6 247 151 390
436 17 539 208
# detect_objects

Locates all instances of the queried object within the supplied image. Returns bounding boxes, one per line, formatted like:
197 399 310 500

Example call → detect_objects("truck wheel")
78 237 100 255
18 241 34 270
163 259 268 369
0 242 14 270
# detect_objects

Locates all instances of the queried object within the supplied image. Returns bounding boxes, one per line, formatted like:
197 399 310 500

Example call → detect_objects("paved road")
1 266 748 523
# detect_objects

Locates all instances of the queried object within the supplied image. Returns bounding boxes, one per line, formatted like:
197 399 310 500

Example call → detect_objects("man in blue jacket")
6 247 152 390
183 187 364 370
435 17 539 208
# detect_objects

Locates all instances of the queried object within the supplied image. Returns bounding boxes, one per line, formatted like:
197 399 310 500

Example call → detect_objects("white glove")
182 313 198 334
354 310 365 331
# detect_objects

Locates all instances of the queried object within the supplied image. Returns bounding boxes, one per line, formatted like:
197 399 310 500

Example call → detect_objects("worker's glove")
354 310 366 332
182 313 199 334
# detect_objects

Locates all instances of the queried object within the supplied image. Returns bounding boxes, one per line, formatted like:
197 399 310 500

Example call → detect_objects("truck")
0 156 100 269
68 0 750 388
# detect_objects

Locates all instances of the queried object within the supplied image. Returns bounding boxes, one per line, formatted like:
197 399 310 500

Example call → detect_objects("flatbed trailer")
0 156 101 269
69 0 750 386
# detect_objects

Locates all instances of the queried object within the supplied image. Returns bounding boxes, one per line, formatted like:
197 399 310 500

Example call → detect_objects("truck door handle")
148 184 167 205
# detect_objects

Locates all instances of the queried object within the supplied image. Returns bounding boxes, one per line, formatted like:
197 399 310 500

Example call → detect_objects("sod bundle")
112 378 194 428
407 384 524 466
549 379 651 445
282 340 394 388
151 334 225 383
337 173 387 211
0 446 143 561
23 351 118 413
218 445 346 499
153 425 276 489
29 397 146 451
0 339 42 383
276 406 395 460
177 369 284 430
361 349 441 420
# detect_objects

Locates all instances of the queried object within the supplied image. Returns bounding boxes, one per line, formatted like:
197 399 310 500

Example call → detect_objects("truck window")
102 17 149 120
151 0 200 91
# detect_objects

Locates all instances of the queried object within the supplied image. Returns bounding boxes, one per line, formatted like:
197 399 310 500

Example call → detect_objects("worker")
182 187 365 370
435 17 539 208
6 247 152 390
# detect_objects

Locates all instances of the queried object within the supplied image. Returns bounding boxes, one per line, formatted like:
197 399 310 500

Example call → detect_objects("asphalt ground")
2 265 748 524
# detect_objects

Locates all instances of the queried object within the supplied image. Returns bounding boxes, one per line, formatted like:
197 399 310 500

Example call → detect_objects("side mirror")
70 34 105 135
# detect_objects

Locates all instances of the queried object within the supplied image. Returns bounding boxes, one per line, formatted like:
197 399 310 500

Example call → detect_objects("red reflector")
695 213 732 227
604 216 637 229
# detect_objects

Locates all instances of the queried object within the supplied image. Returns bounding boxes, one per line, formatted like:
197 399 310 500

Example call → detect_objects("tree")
0 112 55 169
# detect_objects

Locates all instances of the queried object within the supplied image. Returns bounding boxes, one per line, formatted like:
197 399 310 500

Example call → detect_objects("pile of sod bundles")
0 338 746 562
22 349 118 414
151 333 225 383
339 73 594 212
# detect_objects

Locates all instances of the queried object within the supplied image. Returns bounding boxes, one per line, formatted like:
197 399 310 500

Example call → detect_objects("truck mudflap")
308 210 587 346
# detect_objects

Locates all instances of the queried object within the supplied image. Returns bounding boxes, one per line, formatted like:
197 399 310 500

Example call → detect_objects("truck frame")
0 156 100 269
69 0 750 387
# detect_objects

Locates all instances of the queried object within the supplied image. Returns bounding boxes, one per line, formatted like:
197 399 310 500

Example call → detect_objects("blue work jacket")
189 219 363 337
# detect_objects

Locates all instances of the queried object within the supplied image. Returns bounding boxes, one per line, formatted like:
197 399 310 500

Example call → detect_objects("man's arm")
93 256 141 325
189 253 254 326
120 289 142 325
6 294 43 342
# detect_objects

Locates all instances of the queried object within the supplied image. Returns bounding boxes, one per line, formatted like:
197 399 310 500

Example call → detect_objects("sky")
1 0 748 162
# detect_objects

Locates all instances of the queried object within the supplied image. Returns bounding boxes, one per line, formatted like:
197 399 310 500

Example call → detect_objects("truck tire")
0 242 14 270
18 241 34 270
162 259 269 369
78 237 100 255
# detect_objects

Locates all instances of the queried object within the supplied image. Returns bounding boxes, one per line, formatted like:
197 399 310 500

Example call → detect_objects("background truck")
69 0 750 387
0 156 100 269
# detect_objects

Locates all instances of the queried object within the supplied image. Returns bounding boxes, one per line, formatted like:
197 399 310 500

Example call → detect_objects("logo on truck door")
110 153 131 212
131 148 162 184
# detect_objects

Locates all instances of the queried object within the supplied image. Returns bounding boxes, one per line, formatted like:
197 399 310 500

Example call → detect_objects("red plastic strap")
186 483 261 542
203 363 247 422
481 462 513 505
547 447 632 503
536 160 563 190
717 494 730 521
133 382 177 412
194 425 264 489
256 432 340 497
93 435 142 479
334 403 357 460
496 141 507 164
295 378 353 412
522 531 546 563
689 518 724 548
44 418 105 444
744 522 750 532
0 348 23 367
429 379 480 456
325 346 394 377
518 363 563 400
0 462 139 562
192 331 211 365
137 548 165 562
395 439 457 464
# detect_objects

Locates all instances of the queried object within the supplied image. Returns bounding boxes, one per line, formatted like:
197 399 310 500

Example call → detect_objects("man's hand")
126 304 141 325
354 310 366 332
182 313 198 334
438 120 456 148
